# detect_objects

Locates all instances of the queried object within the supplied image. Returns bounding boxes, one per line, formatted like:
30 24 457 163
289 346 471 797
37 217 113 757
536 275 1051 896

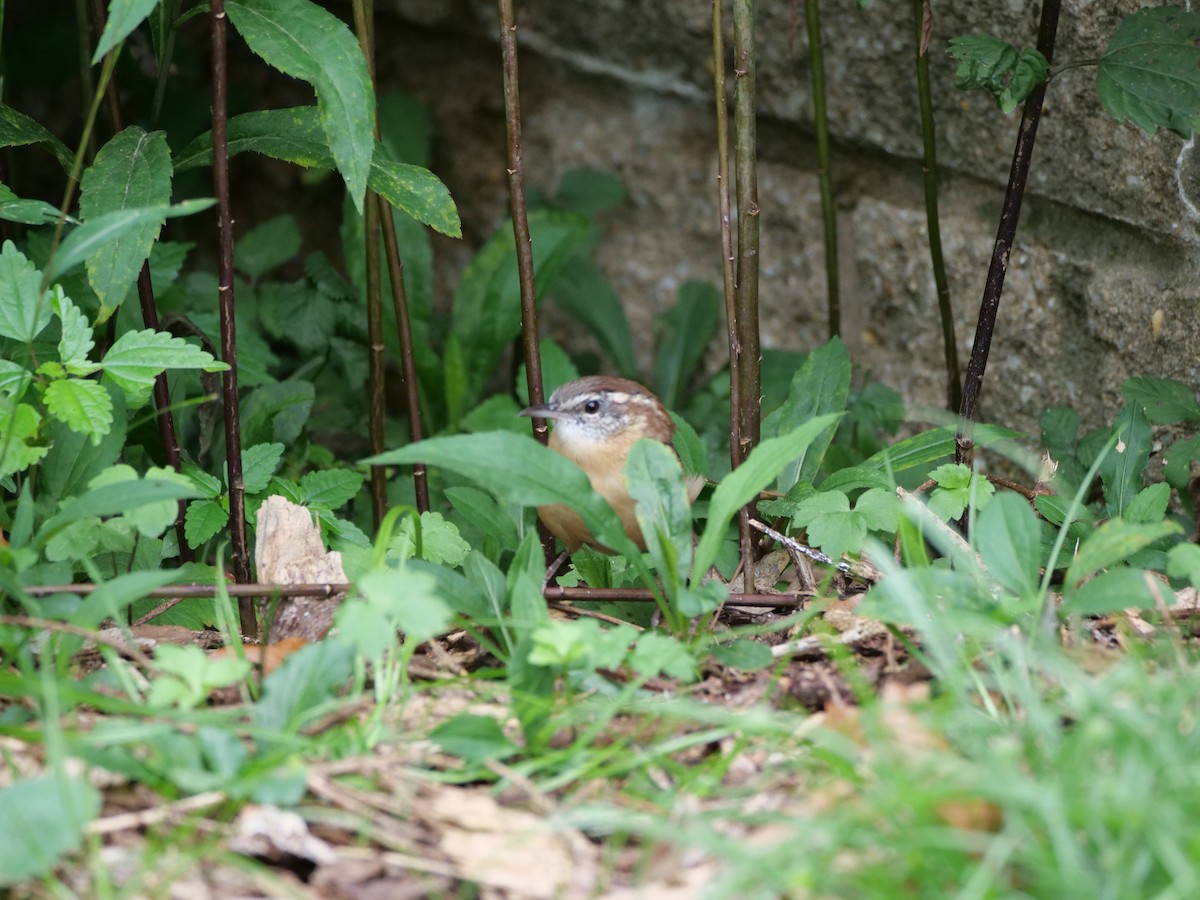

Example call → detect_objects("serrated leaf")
1124 482 1171 524
44 378 113 446
225 0 375 212
238 442 284 495
1121 376 1200 425
78 128 174 319
51 288 95 369
0 240 51 342
1066 518 1181 587
392 511 471 568
101 328 227 407
257 281 335 353
1062 567 1158 616
0 403 48 478
0 361 31 401
38 386 126 508
185 498 229 548
948 34 1049 114
241 380 315 446
92 0 161 62
235 215 301 278
0 104 74 171
299 468 365 510
353 567 453 643
37 476 200 549
1097 6 1200 137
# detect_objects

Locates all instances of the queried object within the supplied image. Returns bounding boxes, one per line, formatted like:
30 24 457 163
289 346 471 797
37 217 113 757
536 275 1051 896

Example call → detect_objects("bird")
519 375 705 554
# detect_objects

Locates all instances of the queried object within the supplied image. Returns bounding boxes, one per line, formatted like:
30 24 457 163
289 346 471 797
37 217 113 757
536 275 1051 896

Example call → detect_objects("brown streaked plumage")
519 375 704 553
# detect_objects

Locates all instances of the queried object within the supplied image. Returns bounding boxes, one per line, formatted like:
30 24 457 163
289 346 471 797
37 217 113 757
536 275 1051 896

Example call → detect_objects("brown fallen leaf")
208 636 309 676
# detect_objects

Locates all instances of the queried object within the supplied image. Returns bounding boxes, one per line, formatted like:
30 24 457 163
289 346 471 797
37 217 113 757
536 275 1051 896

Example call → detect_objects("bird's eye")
583 399 602 414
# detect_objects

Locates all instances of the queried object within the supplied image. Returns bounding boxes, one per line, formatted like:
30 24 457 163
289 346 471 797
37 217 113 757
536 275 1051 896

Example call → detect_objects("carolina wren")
519 375 704 553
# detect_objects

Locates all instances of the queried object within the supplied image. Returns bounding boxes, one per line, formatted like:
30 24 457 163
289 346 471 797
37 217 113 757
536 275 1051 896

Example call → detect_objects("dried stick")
804 0 839 339
913 0 962 411
956 0 1062 466
498 0 556 566
210 0 255 637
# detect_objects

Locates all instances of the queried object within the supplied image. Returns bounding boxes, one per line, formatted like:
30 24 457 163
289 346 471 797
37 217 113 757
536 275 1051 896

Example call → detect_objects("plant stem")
498 0 556 566
913 0 961 411
733 0 761 565
350 0 388 530
805 0 839 340
209 0 255 637
956 0 1061 467
713 0 752 573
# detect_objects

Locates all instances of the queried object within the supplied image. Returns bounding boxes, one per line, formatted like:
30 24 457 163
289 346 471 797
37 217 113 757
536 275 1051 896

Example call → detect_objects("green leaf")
353 566 453 643
0 104 74 170
38 386 126 508
445 486 519 551
792 491 865 560
693 413 843 581
241 380 315 445
514 337 579 407
299 469 365 510
1164 434 1200 490
628 632 697 681
89 464 192 538
1097 6 1200 137
37 476 201 549
185 498 229 548
391 511 471 568
101 328 227 408
1040 406 1080 459
670 412 708 479
948 34 1049 114
0 403 48 479
451 210 587 407
429 714 518 765
975 492 1041 596
654 280 721 409
239 442 285 495
927 463 995 521
1062 567 1158 616
1121 376 1200 425
225 0 375 212
0 361 31 401
551 257 638 378
708 637 774 671
0 240 51 342
77 127 173 319
1098 404 1152 517
367 432 642 562
0 775 101 887
625 439 694 599
1066 518 1182 587
528 619 592 668
554 168 626 215
92 0 161 62
1124 482 1171 524
174 107 460 236
1167 543 1200 586
0 183 66 225
253 639 356 734
51 288 95 371
44 378 113 446
235 215 301 278
768 337 852 491
49 199 215 283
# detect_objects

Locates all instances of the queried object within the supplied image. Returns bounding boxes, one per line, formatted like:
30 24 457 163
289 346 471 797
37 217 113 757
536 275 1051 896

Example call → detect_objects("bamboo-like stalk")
497 0 556 565
804 0 839 340
913 0 961 412
732 0 761 570
350 0 388 530
713 0 753 576
209 0 255 637
956 0 1062 466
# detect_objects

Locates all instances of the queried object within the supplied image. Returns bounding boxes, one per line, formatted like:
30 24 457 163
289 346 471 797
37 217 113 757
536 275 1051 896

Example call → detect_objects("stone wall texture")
377 0 1200 434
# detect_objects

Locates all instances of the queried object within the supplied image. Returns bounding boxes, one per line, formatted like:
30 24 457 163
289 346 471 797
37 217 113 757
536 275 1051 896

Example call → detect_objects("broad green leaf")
51 288 95 370
0 240 50 342
299 468 365 510
948 34 1049 114
1124 482 1170 524
628 632 697 681
239 442 285 494
1164 434 1200 490
1065 518 1181 587
0 361 31 400
444 486 519 551
0 104 74 170
101 328 227 407
528 619 592 668
693 413 843 581
354 567 453 643
1062 567 1158 616
0 183 65 225
975 492 1041 596
88 464 192 538
1097 6 1200 137
258 281 335 354
429 714 518 764
78 128 174 320
767 337 852 490
93 0 162 62
254 639 356 734
185 498 229 548
855 488 900 532
369 154 461 238
1121 376 1200 424
551 257 638 377
794 491 866 560
1167 543 1200 585
708 637 774 671
241 380 315 445
451 210 587 407
0 403 48 478
392 511 471 568
38 386 126 508
225 0 375 212
49 199 215 283
626 439 694 598
366 432 642 562
654 280 721 408
514 337 579 406
670 412 708 479
1040 405 1080 459
72 569 194 627
235 215 301 278
37 476 201 548
927 463 994 521
1098 403 1152 517
0 775 101 887
43 378 113 445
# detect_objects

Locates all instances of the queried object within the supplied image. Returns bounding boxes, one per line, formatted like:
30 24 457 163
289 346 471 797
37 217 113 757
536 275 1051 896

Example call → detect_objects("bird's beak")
519 401 565 420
